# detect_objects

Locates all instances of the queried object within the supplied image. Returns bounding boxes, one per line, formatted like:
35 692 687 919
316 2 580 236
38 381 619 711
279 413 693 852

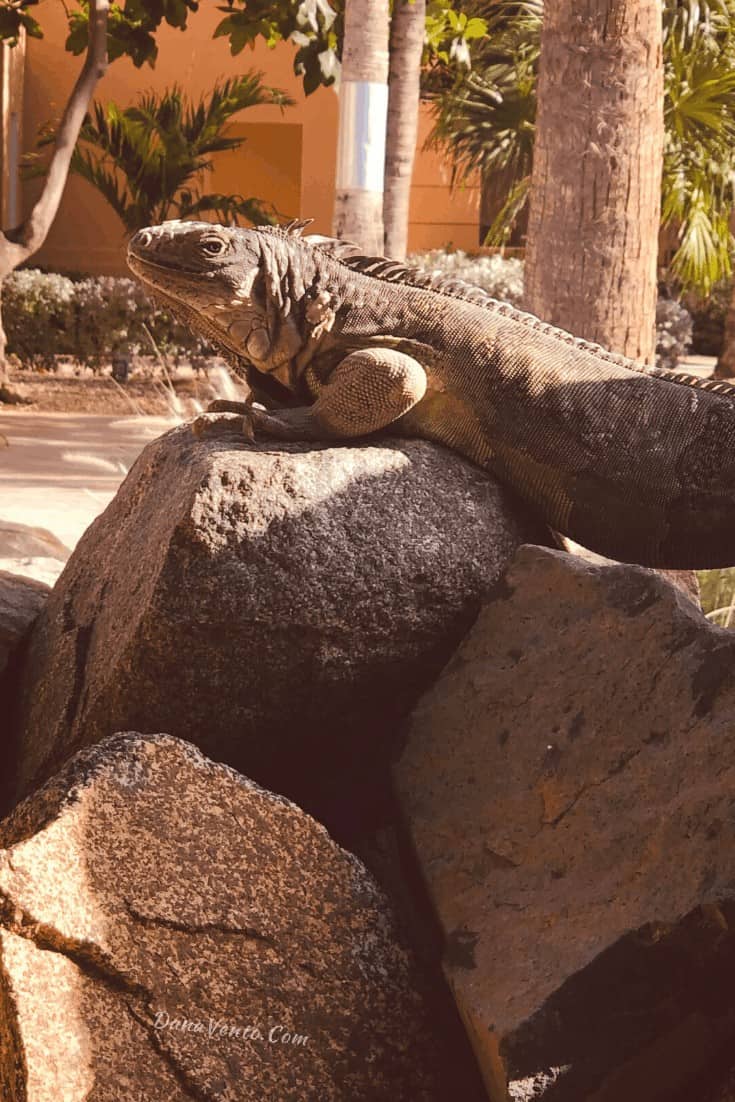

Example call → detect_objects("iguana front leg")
206 349 428 442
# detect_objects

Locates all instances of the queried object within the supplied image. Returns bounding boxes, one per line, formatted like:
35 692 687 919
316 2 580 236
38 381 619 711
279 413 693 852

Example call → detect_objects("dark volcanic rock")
394 544 735 1102
0 732 460 1101
11 424 540 820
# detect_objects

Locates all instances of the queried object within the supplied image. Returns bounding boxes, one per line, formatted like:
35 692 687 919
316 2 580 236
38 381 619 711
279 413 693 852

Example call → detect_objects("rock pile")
4 423 735 1100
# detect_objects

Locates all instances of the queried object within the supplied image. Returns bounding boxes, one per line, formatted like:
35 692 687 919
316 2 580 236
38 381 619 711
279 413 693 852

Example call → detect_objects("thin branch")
2 0 110 264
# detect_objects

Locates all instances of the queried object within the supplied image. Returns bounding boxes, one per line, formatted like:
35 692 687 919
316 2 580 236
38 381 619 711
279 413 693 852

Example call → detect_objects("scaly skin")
127 218 735 569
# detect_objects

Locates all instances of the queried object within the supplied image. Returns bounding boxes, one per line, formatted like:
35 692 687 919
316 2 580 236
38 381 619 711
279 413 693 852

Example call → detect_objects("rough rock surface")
394 545 735 1102
0 569 49 675
563 536 701 605
0 731 459 1101
11 424 541 818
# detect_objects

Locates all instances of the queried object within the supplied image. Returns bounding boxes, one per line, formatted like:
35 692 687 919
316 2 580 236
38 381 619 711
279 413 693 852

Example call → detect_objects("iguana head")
127 220 280 369
128 219 343 390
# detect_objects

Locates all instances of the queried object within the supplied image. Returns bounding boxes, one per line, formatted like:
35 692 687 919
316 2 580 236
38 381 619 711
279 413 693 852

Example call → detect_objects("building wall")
19 1 479 275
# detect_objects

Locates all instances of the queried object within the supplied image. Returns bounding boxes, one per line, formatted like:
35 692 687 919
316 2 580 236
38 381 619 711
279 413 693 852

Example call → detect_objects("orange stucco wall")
21 0 479 275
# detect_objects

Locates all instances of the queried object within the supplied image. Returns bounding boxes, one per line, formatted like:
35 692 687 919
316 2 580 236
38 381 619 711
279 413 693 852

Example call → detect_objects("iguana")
127 218 735 569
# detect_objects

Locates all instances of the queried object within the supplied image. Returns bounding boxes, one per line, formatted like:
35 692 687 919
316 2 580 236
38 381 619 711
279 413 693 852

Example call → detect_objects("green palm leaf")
54 73 293 234
177 192 277 226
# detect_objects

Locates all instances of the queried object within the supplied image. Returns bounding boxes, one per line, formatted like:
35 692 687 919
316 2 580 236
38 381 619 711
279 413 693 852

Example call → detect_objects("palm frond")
54 73 290 234
483 175 532 245
176 192 277 226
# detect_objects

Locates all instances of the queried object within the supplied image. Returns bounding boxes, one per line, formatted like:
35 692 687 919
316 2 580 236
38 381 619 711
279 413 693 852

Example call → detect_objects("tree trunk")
524 0 664 364
0 0 109 388
332 0 390 253
383 0 424 259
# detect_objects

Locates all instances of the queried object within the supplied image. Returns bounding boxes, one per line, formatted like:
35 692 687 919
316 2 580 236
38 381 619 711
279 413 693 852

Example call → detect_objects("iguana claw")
190 411 254 441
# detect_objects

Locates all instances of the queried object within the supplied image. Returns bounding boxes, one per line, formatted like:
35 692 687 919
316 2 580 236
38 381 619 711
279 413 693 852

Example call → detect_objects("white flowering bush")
4 270 76 369
655 297 693 371
408 249 525 306
4 269 213 370
409 250 693 369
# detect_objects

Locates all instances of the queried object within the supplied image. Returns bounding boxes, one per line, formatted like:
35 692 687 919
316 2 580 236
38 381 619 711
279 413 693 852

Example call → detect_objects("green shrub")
4 270 76 369
4 268 212 370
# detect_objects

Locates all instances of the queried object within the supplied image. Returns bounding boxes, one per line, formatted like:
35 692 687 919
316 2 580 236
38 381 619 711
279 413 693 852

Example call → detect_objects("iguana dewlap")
127 218 735 569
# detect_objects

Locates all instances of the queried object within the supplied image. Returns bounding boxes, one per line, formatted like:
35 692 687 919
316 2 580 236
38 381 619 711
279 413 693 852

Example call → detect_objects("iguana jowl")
127 218 735 569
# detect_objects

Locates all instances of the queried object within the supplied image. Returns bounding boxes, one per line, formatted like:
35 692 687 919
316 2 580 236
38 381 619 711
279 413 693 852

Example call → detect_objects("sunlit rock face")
0 732 456 1102
10 423 541 826
395 544 735 1102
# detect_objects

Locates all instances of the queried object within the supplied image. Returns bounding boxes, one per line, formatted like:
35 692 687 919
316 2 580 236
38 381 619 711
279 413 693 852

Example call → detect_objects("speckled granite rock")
394 545 735 1102
11 424 541 817
0 569 49 675
0 571 51 814
0 732 456 1101
0 573 49 674
562 536 701 606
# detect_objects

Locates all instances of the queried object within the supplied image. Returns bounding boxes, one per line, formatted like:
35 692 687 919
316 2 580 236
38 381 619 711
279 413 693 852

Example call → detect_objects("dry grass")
698 568 735 628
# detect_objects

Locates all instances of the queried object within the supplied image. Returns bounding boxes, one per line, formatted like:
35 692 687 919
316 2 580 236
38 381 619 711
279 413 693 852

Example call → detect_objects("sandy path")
0 412 174 584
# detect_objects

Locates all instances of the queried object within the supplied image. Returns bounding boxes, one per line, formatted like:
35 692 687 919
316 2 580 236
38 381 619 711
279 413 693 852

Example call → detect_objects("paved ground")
0 412 174 584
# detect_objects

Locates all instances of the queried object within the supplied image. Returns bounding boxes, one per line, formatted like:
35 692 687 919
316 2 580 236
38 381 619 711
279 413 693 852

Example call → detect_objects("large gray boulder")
0 732 460 1101
11 424 541 818
394 545 735 1102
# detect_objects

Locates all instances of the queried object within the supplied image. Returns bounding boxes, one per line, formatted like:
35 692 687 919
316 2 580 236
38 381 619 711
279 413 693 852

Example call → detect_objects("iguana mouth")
127 251 202 279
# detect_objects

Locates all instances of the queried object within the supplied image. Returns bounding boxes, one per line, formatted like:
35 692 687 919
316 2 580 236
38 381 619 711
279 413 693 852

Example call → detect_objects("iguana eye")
201 237 228 257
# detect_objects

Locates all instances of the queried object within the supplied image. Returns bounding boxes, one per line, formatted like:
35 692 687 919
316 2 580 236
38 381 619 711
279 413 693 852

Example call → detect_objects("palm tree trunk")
383 0 425 259
332 0 390 253
0 0 109 388
524 0 664 364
